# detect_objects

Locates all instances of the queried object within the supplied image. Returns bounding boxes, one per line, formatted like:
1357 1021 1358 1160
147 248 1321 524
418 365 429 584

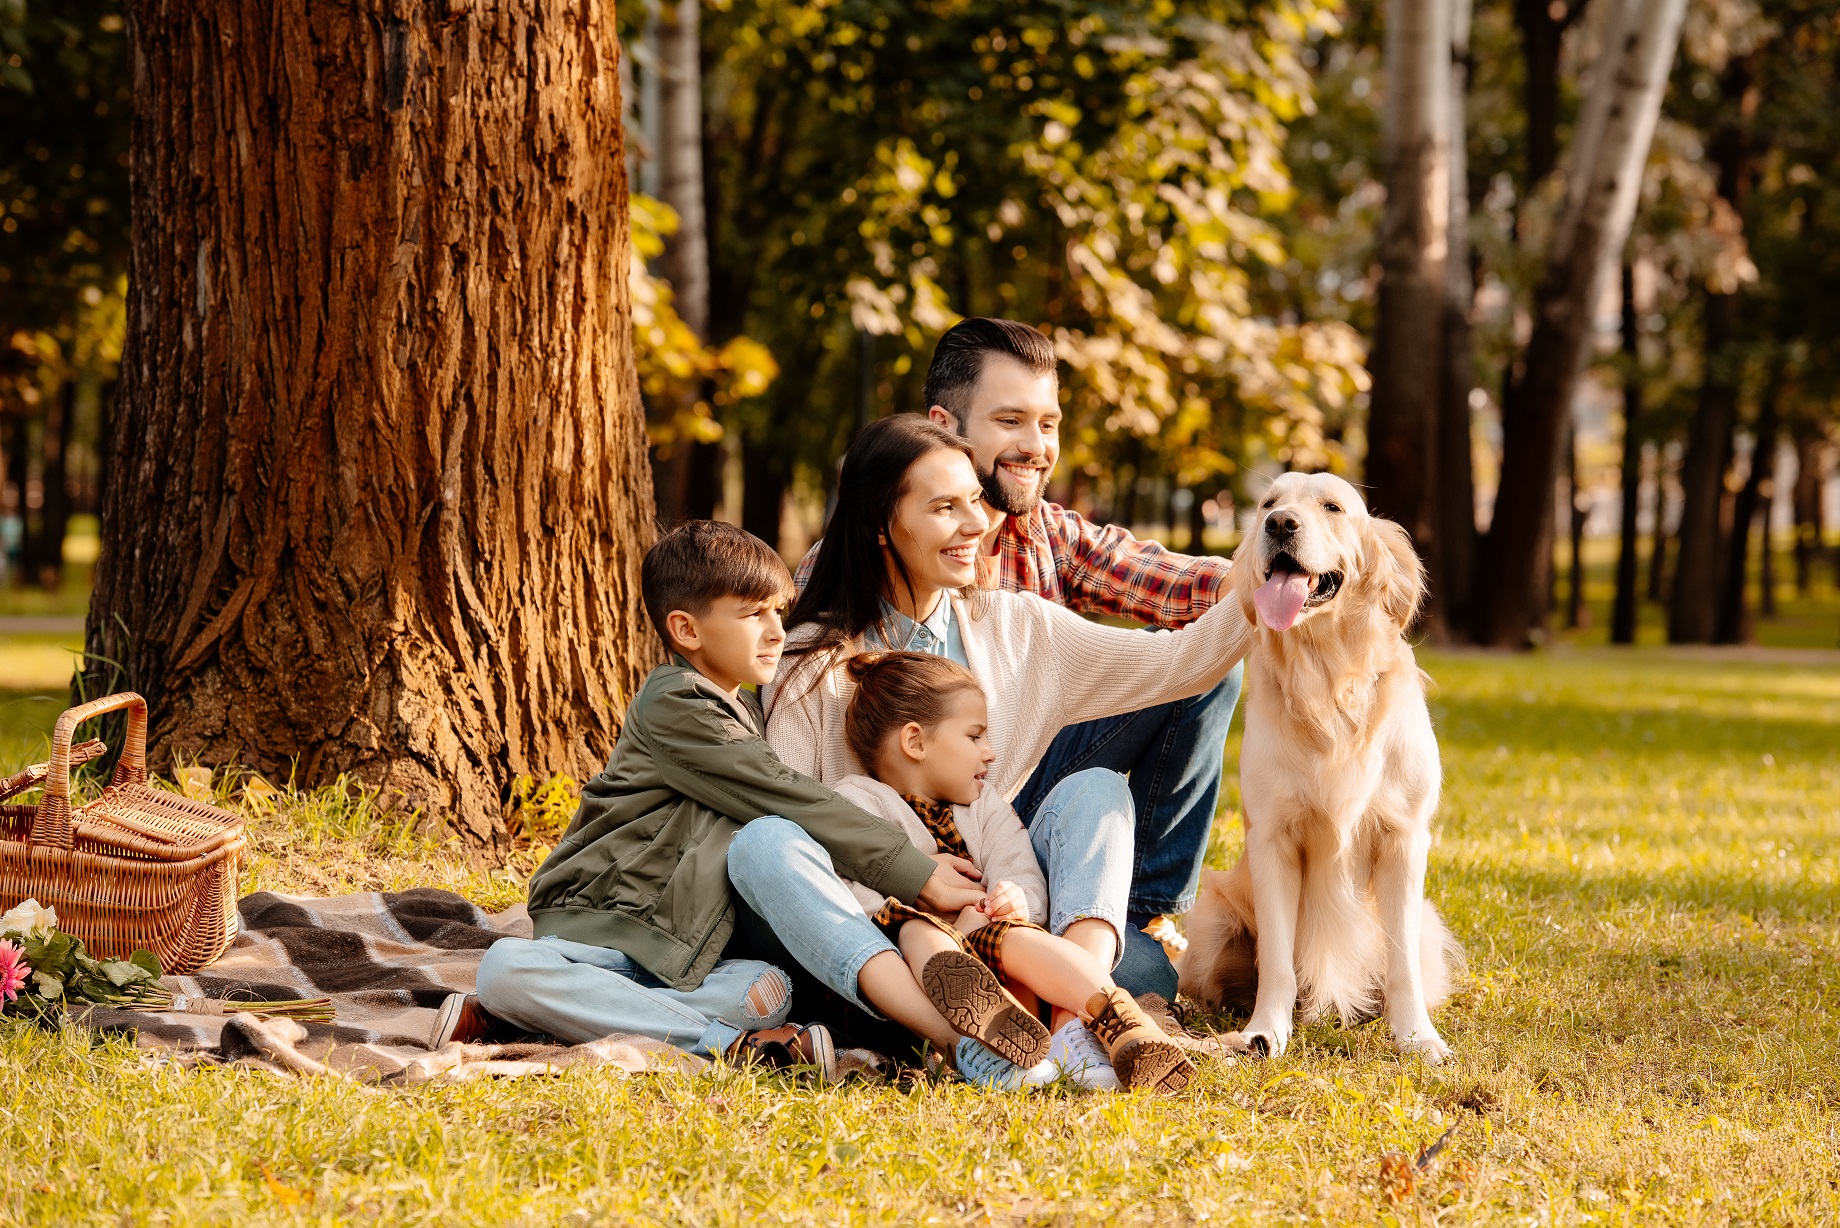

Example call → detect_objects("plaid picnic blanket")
77 888 706 1083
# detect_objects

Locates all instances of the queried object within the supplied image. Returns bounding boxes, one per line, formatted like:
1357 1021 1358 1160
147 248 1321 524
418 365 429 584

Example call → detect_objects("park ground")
0 538 1834 1225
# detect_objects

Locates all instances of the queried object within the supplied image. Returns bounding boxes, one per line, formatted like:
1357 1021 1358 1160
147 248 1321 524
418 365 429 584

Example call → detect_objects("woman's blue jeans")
725 769 1136 1014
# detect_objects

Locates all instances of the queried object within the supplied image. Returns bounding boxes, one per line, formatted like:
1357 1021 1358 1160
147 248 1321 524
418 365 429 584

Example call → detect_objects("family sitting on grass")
444 319 1255 1093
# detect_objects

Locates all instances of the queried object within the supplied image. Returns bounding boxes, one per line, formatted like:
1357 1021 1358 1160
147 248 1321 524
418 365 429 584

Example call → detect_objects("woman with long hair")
726 414 1251 1082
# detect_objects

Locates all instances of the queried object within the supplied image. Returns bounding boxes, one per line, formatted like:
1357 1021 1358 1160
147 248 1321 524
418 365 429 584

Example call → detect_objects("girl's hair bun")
843 650 984 772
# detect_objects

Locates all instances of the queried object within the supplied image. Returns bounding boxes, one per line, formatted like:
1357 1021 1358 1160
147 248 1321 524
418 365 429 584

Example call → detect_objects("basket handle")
0 738 107 802
30 693 150 849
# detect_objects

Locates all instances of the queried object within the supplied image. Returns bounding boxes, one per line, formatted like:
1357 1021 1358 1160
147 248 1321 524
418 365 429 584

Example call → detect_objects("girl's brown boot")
1082 987 1197 1093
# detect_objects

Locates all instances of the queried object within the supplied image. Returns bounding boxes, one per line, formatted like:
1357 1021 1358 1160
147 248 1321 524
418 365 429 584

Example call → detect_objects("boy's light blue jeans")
726 769 1134 1014
474 935 791 1057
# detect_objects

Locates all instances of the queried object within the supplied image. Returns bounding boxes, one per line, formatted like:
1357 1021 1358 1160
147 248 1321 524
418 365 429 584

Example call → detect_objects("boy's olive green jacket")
526 659 937 991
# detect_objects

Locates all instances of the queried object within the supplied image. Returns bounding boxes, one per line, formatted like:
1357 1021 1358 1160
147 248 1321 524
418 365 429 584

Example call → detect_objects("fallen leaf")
1379 1152 1416 1202
177 765 214 801
260 1165 313 1207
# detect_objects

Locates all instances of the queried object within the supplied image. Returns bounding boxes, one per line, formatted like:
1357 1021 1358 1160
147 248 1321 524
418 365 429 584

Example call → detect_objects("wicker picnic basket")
0 693 245 973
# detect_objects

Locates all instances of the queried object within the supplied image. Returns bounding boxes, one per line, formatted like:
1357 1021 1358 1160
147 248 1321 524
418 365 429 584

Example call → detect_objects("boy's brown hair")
642 521 792 652
843 651 984 773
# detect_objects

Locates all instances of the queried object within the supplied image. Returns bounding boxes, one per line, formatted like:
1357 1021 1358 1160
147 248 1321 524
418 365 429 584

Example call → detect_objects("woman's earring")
878 534 887 545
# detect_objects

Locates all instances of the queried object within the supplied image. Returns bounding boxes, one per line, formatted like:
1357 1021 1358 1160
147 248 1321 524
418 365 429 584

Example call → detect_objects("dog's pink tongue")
1254 571 1312 632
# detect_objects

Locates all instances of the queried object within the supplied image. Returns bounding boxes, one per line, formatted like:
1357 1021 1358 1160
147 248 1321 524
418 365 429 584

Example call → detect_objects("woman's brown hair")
843 652 985 774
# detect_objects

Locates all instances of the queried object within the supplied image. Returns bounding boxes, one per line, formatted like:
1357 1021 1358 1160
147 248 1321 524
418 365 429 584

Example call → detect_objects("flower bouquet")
0 899 333 1024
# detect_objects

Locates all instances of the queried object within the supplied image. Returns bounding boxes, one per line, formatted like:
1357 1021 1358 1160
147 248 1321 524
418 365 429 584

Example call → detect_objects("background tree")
1470 0 1689 645
0 0 130 588
1365 0 1450 620
80 0 656 848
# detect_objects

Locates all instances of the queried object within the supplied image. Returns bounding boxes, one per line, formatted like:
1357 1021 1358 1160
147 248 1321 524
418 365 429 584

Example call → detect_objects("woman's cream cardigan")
764 588 1253 805
830 775 1049 921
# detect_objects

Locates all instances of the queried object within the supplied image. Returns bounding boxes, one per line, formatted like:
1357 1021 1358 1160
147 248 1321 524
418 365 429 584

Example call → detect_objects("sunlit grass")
0 649 1835 1225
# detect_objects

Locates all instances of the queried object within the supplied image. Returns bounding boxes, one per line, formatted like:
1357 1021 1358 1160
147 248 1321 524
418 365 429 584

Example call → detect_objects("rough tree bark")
86 0 658 849
1366 0 1450 590
1611 262 1643 644
1669 58 1758 643
1470 0 1687 646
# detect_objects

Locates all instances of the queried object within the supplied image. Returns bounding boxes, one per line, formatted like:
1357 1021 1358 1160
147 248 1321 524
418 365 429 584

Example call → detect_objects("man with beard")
795 317 1240 996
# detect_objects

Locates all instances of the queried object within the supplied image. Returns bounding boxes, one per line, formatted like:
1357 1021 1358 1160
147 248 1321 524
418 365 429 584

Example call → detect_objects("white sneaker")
954 1037 1059 1091
1047 1019 1120 1091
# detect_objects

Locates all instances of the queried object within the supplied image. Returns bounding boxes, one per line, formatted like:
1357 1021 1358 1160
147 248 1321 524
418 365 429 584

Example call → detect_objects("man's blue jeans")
1013 663 1244 994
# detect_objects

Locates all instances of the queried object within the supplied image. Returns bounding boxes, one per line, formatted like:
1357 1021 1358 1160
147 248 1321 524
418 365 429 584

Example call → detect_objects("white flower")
0 898 58 939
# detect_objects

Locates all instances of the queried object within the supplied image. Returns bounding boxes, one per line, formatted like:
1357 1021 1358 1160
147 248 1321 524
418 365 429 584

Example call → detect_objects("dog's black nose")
1265 511 1299 537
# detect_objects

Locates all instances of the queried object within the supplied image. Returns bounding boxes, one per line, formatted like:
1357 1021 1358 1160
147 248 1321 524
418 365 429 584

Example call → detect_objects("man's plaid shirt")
793 501 1232 629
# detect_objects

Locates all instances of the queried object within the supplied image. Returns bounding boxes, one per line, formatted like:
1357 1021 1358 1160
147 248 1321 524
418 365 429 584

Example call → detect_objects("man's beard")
979 456 1050 517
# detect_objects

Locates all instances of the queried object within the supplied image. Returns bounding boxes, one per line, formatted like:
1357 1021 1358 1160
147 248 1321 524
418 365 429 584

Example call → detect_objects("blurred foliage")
689 0 1372 514
631 194 781 454
0 0 127 347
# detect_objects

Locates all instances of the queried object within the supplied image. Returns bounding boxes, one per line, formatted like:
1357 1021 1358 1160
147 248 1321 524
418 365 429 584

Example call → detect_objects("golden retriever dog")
1177 472 1462 1062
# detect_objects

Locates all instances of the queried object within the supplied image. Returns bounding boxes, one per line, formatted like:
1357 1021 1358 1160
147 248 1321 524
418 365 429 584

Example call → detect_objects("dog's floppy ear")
1361 515 1426 630
1229 524 1262 624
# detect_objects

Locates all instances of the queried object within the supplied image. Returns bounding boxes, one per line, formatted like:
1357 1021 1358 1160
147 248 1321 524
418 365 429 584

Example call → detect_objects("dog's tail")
1417 900 1466 1009
1177 866 1259 1014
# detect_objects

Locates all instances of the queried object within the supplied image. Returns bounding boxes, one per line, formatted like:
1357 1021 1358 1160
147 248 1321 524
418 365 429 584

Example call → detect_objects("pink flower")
0 939 28 1004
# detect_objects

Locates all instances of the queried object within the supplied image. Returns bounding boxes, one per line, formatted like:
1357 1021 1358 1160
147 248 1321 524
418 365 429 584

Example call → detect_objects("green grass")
0 649 1837 1226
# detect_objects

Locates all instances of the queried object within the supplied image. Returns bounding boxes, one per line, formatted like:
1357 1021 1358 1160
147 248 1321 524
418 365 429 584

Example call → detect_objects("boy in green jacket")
450 521 980 1076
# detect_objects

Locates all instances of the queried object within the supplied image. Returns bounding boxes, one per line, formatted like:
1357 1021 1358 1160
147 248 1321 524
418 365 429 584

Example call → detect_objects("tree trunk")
1712 376 1780 643
1611 262 1642 644
1759 454 1776 618
1669 60 1758 644
1469 0 1687 646
5 412 33 584
1669 290 1741 643
1513 0 1589 194
1187 484 1209 554
33 378 77 589
1566 421 1586 629
1433 0 1478 638
657 0 723 522
1366 0 1450 584
741 433 787 552
1647 443 1673 603
1791 431 1823 595
86 0 657 849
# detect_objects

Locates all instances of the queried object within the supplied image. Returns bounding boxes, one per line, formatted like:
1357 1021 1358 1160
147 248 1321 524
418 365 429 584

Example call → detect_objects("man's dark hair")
642 520 792 651
923 317 1057 427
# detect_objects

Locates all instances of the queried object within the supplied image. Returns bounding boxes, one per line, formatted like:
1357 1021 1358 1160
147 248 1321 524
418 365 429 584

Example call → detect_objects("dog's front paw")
1392 1021 1451 1064
1232 1017 1292 1059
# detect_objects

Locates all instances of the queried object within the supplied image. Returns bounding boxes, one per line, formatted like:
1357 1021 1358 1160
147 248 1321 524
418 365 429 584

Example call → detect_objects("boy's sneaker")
1046 1019 1120 1091
726 1023 839 1084
1083 987 1197 1094
920 950 1051 1067
953 1037 1059 1092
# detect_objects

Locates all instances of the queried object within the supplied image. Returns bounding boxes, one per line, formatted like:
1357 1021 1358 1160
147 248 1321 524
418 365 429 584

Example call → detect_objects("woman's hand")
980 880 1029 924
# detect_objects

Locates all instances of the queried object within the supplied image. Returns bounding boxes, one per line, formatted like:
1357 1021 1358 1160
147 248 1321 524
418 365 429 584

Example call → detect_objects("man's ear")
1362 517 1426 631
897 720 929 763
927 405 959 433
665 610 700 653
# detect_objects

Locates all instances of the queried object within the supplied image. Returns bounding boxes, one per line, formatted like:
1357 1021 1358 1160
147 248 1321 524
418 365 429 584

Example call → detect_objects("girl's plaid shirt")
793 501 1231 629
